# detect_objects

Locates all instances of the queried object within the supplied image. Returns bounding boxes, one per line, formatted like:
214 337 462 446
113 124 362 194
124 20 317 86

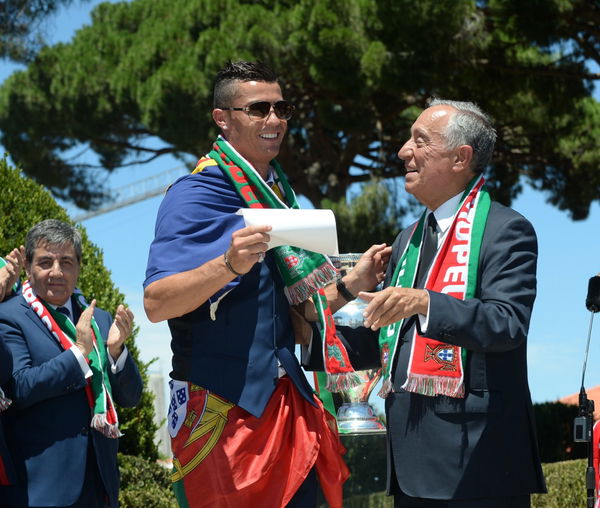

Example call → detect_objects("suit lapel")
22 297 64 347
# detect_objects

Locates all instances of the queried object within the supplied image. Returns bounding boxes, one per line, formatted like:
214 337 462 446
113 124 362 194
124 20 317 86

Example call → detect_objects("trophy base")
337 402 386 435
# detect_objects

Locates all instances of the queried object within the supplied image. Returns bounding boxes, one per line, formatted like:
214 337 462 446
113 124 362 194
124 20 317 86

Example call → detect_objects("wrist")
341 273 362 299
419 289 430 315
223 250 244 277
108 344 124 360
75 342 90 357
337 278 357 302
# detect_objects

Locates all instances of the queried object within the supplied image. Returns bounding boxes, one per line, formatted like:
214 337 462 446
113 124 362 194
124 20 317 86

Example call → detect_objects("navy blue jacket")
145 168 315 418
0 293 143 507
0 335 15 487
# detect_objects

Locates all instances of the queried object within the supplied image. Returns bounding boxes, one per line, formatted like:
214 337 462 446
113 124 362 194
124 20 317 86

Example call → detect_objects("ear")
24 259 31 278
452 145 474 173
212 108 228 131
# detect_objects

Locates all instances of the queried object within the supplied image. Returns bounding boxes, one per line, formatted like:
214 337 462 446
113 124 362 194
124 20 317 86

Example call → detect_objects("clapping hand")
107 305 134 360
0 246 25 302
75 299 97 357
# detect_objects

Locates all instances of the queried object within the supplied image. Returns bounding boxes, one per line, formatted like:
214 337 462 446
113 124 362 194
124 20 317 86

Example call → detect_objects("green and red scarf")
201 136 360 392
21 280 121 437
379 175 490 399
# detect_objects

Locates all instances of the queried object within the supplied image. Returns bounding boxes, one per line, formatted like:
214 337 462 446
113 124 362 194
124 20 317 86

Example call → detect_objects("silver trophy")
330 253 385 435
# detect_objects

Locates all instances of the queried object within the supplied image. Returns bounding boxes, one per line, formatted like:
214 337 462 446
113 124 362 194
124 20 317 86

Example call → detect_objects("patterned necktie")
416 212 438 287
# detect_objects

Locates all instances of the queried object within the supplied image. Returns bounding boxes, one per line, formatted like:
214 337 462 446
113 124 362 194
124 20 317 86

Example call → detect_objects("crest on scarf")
424 344 458 371
380 343 390 370
278 245 309 278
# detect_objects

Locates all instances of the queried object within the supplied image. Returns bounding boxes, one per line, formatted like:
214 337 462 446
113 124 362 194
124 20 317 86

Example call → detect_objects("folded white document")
237 208 339 256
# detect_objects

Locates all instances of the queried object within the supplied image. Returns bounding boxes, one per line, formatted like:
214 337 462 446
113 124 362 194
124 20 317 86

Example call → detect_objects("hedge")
119 454 178 508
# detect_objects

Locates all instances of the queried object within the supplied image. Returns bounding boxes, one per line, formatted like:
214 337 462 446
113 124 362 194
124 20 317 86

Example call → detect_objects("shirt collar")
264 168 276 187
430 192 463 236
30 288 73 316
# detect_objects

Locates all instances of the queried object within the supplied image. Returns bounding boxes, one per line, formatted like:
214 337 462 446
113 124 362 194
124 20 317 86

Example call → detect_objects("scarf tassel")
377 378 394 399
325 372 362 393
91 413 123 439
402 374 465 399
284 263 338 306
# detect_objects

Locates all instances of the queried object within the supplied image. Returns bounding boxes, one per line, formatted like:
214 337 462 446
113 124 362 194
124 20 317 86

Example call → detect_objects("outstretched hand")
344 243 392 295
360 287 429 331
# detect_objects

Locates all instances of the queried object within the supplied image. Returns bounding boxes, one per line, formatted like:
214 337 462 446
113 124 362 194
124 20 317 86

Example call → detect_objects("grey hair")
25 219 83 264
428 98 497 173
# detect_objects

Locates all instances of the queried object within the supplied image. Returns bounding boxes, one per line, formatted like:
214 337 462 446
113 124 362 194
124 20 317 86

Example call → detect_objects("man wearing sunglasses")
144 61 387 508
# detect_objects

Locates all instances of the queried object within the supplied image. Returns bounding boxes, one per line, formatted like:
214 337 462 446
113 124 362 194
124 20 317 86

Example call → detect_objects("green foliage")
533 401 586 463
0 156 158 460
531 459 587 508
0 0 88 62
118 454 177 508
0 0 599 217
323 179 407 253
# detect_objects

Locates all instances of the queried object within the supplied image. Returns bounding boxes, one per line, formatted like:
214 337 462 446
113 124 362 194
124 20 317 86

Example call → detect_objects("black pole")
576 277 600 508
578 388 596 508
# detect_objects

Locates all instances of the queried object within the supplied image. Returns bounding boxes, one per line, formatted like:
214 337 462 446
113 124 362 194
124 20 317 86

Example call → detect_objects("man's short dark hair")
213 61 278 108
25 219 83 264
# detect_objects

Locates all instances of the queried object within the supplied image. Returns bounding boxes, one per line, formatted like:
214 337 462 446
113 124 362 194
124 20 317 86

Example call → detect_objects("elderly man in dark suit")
0 219 143 508
308 99 547 507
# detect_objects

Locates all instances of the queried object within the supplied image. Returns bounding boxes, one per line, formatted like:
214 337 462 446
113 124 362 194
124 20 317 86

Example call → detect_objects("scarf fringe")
325 372 362 393
91 413 123 439
402 374 465 398
377 378 394 399
284 262 338 305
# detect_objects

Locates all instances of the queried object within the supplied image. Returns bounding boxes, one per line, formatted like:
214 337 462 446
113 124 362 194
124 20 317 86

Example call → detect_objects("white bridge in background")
72 166 190 222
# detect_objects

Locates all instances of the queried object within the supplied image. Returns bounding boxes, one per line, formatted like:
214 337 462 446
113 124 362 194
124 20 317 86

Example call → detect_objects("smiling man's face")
397 105 465 210
213 80 288 176
25 241 80 306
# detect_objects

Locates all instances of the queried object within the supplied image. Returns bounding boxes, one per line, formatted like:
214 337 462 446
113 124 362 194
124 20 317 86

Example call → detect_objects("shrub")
118 454 177 508
0 157 158 459
532 459 587 507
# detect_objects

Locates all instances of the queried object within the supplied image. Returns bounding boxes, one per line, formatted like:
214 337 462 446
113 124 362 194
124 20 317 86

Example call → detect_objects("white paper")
237 208 339 256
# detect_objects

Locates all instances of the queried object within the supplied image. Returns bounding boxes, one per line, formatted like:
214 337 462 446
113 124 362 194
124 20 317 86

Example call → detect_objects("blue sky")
1 0 599 410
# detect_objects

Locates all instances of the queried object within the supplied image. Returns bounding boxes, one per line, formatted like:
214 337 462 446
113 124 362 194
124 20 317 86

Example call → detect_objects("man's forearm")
144 254 237 322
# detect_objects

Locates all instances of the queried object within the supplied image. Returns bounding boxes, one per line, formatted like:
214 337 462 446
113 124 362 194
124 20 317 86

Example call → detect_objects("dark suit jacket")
307 201 547 500
0 293 143 507
0 335 15 486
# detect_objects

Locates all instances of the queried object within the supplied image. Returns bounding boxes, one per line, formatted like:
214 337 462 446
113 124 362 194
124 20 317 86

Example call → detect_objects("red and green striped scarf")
204 136 360 392
379 175 490 399
21 280 121 437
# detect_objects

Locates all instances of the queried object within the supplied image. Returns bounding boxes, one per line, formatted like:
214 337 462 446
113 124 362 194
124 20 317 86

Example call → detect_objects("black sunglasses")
220 100 295 120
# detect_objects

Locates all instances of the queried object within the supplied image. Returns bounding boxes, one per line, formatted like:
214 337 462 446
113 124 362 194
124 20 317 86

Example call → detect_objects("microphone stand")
575 313 596 508
576 275 600 508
